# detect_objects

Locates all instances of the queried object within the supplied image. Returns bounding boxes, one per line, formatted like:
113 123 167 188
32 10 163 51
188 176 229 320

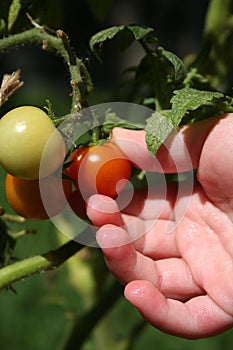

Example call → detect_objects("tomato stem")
0 27 93 114
193 0 233 89
0 231 86 290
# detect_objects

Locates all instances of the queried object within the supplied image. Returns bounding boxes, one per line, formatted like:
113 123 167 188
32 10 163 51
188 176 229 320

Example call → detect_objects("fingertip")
86 194 123 227
124 280 157 303
96 225 137 283
124 280 166 319
87 193 116 209
96 224 130 249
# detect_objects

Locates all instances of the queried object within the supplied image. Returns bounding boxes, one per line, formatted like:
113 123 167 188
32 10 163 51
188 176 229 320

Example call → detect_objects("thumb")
112 117 217 173
197 113 233 215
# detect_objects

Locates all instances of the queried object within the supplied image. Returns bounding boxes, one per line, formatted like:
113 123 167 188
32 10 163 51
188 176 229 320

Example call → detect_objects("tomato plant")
0 0 233 349
0 106 66 180
68 142 131 198
5 173 72 220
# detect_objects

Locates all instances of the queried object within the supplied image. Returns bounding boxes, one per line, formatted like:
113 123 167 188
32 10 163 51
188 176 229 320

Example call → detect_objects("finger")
96 224 157 284
197 113 233 216
122 183 177 220
87 186 192 259
86 194 123 227
128 218 180 259
112 117 217 173
177 215 233 316
125 280 233 338
86 186 179 238
96 225 202 298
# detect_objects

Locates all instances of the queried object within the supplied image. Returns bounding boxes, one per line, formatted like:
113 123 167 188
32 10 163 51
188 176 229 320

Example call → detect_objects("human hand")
87 114 233 339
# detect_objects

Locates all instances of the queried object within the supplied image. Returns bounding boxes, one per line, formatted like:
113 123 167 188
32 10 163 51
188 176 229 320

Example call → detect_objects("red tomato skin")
68 142 131 198
68 189 87 220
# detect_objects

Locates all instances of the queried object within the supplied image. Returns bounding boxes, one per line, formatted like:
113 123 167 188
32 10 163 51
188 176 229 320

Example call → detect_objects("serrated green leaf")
145 112 174 155
89 25 154 61
121 25 155 52
127 25 154 41
89 25 125 60
145 88 226 155
169 87 223 126
157 47 185 82
8 0 21 31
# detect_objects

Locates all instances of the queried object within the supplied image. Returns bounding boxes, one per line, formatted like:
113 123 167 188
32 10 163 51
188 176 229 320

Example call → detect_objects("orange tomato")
5 173 72 220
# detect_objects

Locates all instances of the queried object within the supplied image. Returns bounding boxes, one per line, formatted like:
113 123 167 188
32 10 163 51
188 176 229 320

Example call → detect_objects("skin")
86 114 233 339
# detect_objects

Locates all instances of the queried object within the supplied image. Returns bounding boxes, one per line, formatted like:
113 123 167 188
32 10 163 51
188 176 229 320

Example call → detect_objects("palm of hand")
87 115 233 338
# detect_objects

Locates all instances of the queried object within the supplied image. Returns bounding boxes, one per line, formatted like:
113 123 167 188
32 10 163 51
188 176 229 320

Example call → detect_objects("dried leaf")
0 69 24 107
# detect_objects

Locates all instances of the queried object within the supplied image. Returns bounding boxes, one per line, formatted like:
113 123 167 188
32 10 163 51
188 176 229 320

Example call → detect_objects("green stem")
0 237 84 290
204 0 233 35
0 28 67 60
194 0 233 89
0 27 93 112
1 213 25 224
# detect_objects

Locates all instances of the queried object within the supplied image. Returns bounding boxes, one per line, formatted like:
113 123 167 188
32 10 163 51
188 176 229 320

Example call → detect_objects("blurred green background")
1 0 233 349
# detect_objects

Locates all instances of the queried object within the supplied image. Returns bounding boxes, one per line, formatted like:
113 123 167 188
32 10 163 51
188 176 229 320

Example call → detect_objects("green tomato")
0 106 66 179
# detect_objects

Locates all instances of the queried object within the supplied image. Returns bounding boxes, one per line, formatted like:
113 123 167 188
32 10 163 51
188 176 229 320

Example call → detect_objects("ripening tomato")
68 189 88 220
0 106 66 179
68 142 131 198
5 173 72 220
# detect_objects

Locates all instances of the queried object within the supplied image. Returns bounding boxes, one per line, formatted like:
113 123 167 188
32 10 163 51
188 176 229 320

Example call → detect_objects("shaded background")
0 0 210 114
1 1 233 349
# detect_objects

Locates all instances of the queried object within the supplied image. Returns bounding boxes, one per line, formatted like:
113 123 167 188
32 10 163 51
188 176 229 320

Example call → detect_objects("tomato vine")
0 3 232 349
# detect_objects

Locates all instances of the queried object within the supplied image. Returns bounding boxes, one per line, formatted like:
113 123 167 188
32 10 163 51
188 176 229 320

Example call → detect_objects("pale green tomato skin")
0 106 66 179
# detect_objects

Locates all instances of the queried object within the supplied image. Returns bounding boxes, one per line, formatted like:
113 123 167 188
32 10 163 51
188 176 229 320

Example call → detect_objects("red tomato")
68 189 88 220
68 142 131 198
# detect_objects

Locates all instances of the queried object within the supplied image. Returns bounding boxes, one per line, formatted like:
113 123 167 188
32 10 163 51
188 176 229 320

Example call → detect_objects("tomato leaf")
145 88 225 155
169 87 224 126
119 25 155 52
145 112 174 155
90 26 125 60
89 25 154 61
127 25 154 41
157 47 185 82
8 0 22 31
0 0 11 33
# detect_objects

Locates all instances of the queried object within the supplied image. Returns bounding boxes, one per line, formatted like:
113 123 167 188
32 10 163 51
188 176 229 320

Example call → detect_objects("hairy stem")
0 27 93 112
0 237 84 290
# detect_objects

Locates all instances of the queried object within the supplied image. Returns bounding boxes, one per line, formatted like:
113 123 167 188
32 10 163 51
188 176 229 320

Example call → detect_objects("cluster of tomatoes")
0 106 131 221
